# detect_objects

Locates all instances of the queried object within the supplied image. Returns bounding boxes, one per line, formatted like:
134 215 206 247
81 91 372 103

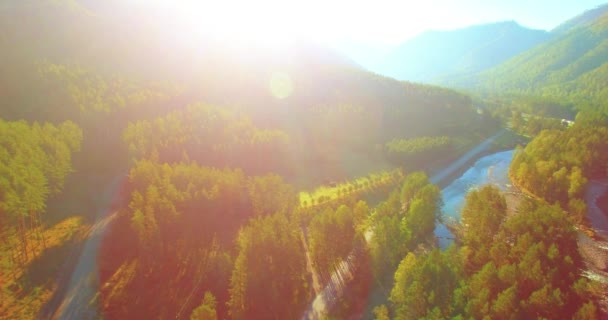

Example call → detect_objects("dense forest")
0 119 83 316
1 1 607 319
0 1 495 319
510 115 608 224
383 187 598 319
385 136 453 167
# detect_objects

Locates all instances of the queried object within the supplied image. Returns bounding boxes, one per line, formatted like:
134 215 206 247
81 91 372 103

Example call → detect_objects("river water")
435 148 608 248
435 149 515 248
432 149 608 317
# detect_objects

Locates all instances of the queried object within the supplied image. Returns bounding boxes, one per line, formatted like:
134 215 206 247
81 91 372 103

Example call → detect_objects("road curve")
50 176 125 320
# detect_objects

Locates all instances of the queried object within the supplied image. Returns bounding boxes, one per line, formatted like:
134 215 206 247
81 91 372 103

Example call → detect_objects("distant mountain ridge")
462 4 608 109
365 21 550 82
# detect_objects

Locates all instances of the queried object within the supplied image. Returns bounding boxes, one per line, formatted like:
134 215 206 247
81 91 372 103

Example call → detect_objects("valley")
1 1 608 320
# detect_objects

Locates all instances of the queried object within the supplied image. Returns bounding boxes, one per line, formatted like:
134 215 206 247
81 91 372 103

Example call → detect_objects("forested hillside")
1 0 490 184
1 1 604 319
0 1 498 319
553 4 608 35
510 113 608 223
463 5 608 112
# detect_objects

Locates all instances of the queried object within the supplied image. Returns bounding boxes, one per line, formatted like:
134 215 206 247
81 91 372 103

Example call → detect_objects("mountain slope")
369 21 549 82
471 6 608 109
0 0 483 184
552 3 608 34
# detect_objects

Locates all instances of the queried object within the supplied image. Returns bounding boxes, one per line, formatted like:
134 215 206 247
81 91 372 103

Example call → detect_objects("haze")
2 1 608 319
129 0 607 45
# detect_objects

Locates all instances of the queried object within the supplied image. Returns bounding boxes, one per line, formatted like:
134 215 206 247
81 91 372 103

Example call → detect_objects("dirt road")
49 176 124 320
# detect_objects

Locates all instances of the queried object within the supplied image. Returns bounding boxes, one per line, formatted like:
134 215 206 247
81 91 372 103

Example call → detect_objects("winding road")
48 176 124 320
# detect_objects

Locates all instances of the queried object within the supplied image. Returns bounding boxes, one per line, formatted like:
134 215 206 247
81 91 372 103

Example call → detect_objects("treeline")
385 136 453 166
123 104 291 176
299 170 403 208
510 124 608 223
380 186 598 319
0 118 82 266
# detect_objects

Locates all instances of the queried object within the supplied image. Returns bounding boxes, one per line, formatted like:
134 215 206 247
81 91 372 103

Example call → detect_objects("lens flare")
269 72 293 99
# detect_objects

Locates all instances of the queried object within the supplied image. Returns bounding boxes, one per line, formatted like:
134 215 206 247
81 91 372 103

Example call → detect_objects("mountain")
367 21 549 82
0 3 494 319
0 0 483 178
0 0 360 119
467 4 608 110
552 3 608 34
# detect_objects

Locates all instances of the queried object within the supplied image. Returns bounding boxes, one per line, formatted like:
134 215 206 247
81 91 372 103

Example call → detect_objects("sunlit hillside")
1 1 607 319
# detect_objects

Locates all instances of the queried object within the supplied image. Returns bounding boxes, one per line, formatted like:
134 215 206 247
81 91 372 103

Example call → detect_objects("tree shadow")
22 237 86 319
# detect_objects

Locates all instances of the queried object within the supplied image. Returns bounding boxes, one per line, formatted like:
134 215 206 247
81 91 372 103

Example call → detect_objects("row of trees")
0 118 82 267
300 170 403 208
386 136 452 154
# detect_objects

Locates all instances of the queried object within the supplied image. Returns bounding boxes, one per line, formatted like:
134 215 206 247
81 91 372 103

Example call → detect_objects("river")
435 149 608 316
433 148 608 248
435 149 515 248
309 144 608 319
304 132 512 320
435 148 608 295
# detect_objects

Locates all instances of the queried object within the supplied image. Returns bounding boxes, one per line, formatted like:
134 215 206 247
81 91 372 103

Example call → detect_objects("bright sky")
142 0 607 45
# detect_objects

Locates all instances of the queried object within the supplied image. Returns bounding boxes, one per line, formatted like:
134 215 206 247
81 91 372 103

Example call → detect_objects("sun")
201 2 296 47
144 0 354 49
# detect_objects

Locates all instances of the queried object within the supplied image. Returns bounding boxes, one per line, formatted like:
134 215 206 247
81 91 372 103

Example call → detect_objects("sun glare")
269 72 294 99
201 2 299 48
145 0 358 48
